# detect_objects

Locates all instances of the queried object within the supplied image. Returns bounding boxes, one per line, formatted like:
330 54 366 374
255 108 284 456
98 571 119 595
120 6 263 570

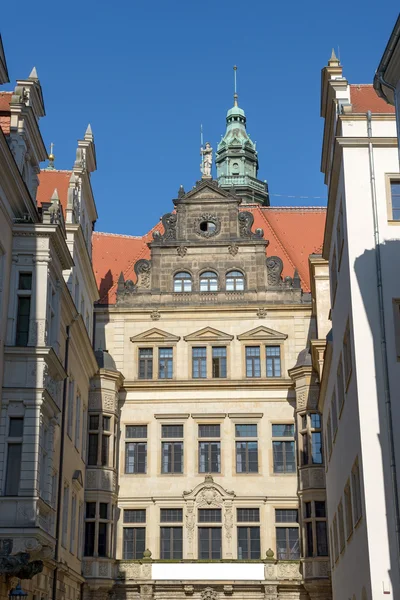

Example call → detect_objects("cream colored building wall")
97 305 313 562
0 189 13 409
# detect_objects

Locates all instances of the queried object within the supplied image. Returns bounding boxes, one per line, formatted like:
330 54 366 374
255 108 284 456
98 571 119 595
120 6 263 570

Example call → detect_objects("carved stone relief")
134 259 151 289
153 213 177 241
228 244 238 256
257 307 267 319
200 588 218 600
195 214 221 238
177 246 187 257
266 256 283 286
186 503 195 558
150 310 161 321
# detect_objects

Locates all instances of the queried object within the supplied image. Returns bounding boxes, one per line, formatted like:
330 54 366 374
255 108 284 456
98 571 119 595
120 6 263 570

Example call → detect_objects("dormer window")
226 270 244 291
200 271 218 292
174 272 192 293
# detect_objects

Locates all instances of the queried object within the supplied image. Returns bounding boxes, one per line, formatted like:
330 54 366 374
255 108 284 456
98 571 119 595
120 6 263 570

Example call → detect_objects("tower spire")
233 65 238 107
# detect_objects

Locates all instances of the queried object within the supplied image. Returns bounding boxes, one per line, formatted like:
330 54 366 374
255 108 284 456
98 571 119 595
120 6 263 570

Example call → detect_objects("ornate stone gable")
183 474 235 505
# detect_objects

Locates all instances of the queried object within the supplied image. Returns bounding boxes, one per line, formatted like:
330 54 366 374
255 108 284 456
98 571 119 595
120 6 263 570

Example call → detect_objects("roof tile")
350 84 395 114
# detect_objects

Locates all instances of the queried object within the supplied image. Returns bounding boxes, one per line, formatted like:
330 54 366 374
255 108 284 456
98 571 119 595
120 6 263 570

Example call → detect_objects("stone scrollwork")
238 211 263 239
134 259 151 289
266 256 283 286
153 213 177 241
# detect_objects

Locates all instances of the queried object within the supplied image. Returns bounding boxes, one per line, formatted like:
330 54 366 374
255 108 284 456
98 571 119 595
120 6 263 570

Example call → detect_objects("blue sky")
1 1 399 234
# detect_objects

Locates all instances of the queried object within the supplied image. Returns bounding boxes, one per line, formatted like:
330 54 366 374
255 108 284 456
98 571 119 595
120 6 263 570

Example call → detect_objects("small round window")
199 221 216 234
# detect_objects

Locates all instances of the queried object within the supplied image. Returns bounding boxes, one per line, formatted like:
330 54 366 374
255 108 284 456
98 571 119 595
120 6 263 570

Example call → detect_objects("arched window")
200 271 218 292
226 270 245 291
174 272 192 293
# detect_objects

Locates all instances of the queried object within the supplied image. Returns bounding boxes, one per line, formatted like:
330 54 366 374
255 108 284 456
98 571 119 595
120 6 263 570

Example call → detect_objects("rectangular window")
77 503 83 558
272 425 296 474
70 495 76 554
138 348 153 379
316 521 328 556
237 526 261 559
333 515 339 561
245 346 261 378
343 324 352 386
123 527 145 559
338 501 345 552
75 394 81 450
62 486 69 548
235 424 258 474
198 509 222 523
5 444 22 496
125 442 147 474
275 509 298 523
124 509 146 523
390 181 400 220
67 379 74 439
160 508 183 523
266 346 281 377
306 521 313 557
330 248 338 303
98 522 107 557
192 347 207 378
237 508 260 522
99 503 108 519
84 521 95 556
198 424 220 474
101 434 109 466
311 432 323 464
276 527 300 560
212 347 227 378
344 483 353 539
198 527 222 559
331 390 338 438
162 424 183 474
160 526 183 559
88 434 98 466
86 502 96 518
15 273 32 346
352 459 362 523
9 417 24 437
159 347 173 379
125 425 147 474
315 501 326 517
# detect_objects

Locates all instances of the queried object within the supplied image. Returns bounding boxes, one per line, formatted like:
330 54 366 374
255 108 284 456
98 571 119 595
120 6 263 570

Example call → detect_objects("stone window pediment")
183 475 235 505
130 327 180 344
184 327 234 343
237 326 287 342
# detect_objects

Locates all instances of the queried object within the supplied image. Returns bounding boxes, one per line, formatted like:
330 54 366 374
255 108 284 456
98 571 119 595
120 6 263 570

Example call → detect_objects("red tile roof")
350 84 395 114
93 206 326 304
37 170 72 215
0 91 11 135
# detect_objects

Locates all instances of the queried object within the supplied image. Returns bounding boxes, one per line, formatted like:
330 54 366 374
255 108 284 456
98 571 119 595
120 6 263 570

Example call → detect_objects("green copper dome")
216 97 269 206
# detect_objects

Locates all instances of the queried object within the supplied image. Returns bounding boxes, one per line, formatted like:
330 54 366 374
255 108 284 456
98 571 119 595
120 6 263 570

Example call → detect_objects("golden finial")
233 65 238 107
48 142 55 170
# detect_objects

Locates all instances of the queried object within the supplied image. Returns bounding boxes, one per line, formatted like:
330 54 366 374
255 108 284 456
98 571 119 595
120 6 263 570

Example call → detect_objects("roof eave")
374 14 400 105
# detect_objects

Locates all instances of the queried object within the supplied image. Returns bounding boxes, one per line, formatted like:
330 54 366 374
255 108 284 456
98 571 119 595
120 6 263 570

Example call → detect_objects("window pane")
124 509 146 523
275 509 298 523
102 416 111 431
316 521 328 556
89 415 99 430
306 521 313 557
88 434 98 466
84 522 95 556
162 425 183 438
16 297 31 346
237 508 260 522
126 425 147 439
101 435 109 466
199 424 220 438
18 273 32 290
192 347 207 378
98 522 107 557
125 442 147 474
160 509 183 522
266 346 281 377
160 527 183 559
9 418 23 437
5 444 22 496
235 424 257 437
99 503 108 519
245 347 261 377
198 509 222 522
159 347 173 379
272 424 294 437
315 501 326 518
123 527 145 559
310 414 321 428
311 432 323 464
212 347 227 378
86 502 96 518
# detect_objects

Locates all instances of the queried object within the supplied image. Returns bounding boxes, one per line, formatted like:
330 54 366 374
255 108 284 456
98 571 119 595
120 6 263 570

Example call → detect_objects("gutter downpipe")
377 73 400 169
52 315 79 600
367 110 400 576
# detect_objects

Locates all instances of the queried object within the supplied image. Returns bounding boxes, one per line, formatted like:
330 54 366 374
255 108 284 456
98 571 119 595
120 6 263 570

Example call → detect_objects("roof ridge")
94 231 143 239
261 206 327 212
40 169 72 174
